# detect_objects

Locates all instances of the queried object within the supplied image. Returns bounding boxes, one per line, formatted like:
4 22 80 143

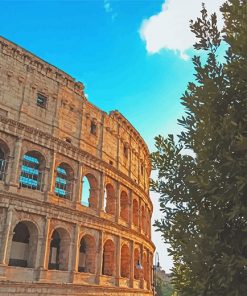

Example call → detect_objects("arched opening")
19 151 45 191
133 199 139 226
81 174 98 209
9 221 38 268
104 183 115 215
54 163 74 199
78 235 96 273
0 141 9 181
121 244 130 278
48 228 70 270
120 191 129 222
102 239 115 276
134 248 141 280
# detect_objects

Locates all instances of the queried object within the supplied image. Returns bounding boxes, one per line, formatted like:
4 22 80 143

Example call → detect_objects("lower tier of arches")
0 266 153 296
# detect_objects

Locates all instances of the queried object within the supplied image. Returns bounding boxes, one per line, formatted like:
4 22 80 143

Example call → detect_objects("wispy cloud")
104 0 117 20
140 0 225 60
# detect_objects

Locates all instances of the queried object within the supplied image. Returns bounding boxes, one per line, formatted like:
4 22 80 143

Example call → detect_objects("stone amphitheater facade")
0 36 155 296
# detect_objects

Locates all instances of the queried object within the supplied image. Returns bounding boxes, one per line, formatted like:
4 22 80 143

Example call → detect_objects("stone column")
115 235 121 286
69 224 80 274
115 182 120 223
129 190 133 228
98 171 105 213
129 240 134 288
42 166 50 193
0 206 14 265
38 217 51 270
74 163 83 204
96 231 103 284
45 151 56 200
8 137 23 187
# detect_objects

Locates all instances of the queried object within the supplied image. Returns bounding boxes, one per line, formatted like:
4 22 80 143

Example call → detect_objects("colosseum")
0 36 154 296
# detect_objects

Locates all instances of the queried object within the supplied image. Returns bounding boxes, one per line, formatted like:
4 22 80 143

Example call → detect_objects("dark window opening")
37 93 47 108
48 230 60 270
109 160 113 165
65 137 72 144
124 145 128 158
0 148 7 181
90 121 97 135
141 164 144 175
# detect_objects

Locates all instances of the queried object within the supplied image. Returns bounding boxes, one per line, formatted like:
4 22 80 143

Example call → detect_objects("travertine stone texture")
0 36 154 296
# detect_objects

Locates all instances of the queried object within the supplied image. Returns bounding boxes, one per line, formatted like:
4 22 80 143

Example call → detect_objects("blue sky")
0 0 224 271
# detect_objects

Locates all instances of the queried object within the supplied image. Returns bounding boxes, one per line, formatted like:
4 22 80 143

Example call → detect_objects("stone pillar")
35 235 44 269
9 137 23 187
69 224 80 274
115 182 120 223
38 217 51 270
98 171 105 213
45 151 56 200
74 163 83 204
115 236 121 286
0 206 14 265
129 240 134 288
96 231 103 284
42 166 50 193
129 190 133 228
138 197 142 232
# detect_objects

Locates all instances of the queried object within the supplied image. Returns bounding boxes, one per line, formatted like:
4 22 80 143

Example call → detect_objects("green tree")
155 276 174 296
151 1 247 295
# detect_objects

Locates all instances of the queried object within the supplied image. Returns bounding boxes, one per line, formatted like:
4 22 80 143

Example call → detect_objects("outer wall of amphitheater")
0 36 155 296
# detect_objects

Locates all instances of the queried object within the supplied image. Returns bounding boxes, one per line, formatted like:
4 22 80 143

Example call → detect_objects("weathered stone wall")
0 36 154 296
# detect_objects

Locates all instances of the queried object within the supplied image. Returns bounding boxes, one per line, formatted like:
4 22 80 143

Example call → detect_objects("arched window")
19 151 45 191
102 239 115 276
81 174 98 209
78 235 96 273
48 228 70 271
9 221 38 268
121 244 130 278
133 199 139 226
120 191 129 222
54 163 73 199
104 183 115 215
0 143 8 181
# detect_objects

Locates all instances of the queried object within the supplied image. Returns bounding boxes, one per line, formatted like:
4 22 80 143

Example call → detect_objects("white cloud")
140 0 225 60
104 0 112 13
104 0 117 20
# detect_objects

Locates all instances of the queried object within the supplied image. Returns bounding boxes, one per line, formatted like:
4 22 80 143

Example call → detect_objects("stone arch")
54 162 74 199
121 244 130 278
19 150 46 191
9 220 38 268
104 183 115 215
48 227 70 271
78 234 96 274
0 138 10 181
120 190 129 222
102 239 115 276
134 247 141 280
81 173 98 209
133 199 139 226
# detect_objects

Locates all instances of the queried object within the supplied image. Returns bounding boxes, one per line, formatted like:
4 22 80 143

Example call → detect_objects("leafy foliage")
151 1 247 295
155 276 174 296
